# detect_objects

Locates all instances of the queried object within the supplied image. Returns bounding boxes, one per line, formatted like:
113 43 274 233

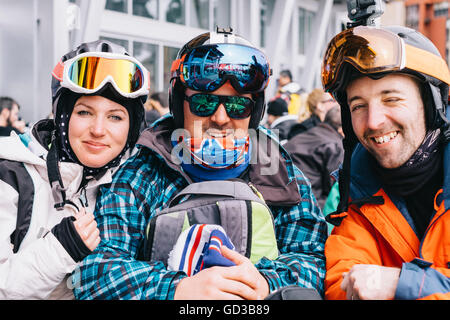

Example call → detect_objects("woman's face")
68 95 130 168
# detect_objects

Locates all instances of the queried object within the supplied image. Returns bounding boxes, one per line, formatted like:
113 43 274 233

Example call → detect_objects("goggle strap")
171 58 182 73
52 60 64 81
405 44 450 85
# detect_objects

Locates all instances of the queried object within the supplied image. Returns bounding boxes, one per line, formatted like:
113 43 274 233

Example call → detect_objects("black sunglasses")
184 93 254 119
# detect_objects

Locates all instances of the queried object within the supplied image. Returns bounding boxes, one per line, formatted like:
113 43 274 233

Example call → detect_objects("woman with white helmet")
0 40 149 299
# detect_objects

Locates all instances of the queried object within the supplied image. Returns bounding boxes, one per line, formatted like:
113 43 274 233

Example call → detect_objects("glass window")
212 0 230 30
434 2 449 17
99 36 130 51
161 0 185 24
164 46 180 93
133 0 159 19
105 0 128 13
189 0 209 29
405 5 419 29
260 0 275 48
298 8 314 54
447 19 450 65
134 41 159 93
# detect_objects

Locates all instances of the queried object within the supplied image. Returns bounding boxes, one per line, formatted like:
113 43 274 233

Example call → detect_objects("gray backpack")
139 180 279 265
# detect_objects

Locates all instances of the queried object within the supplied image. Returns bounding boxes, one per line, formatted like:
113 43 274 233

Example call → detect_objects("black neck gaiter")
373 129 443 239
373 129 442 197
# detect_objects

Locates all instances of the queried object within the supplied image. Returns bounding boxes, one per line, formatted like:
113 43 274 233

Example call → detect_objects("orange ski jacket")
325 144 450 300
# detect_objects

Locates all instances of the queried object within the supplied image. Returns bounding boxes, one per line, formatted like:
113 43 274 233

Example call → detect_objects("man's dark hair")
324 106 342 132
279 69 292 81
0 96 19 112
267 98 288 116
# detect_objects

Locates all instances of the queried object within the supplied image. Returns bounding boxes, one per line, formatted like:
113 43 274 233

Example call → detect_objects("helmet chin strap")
428 83 450 143
47 139 67 211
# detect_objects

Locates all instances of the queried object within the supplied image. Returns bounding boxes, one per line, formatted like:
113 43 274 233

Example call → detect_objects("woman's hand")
73 208 100 252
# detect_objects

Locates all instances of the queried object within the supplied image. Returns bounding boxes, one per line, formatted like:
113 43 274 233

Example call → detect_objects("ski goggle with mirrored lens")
322 26 450 92
171 44 271 93
52 52 150 98
185 93 254 119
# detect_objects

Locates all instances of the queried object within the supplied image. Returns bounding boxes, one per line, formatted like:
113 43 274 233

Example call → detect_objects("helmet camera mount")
215 26 233 35
346 0 385 27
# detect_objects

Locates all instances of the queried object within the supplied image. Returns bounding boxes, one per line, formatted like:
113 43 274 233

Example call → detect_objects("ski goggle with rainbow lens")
171 44 271 94
52 52 150 99
185 93 254 119
322 26 450 92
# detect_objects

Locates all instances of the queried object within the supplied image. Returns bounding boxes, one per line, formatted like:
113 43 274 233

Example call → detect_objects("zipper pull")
248 182 265 202
79 187 89 208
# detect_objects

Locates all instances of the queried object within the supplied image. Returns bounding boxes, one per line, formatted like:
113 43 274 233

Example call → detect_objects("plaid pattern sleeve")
72 152 188 300
72 138 327 299
257 164 327 297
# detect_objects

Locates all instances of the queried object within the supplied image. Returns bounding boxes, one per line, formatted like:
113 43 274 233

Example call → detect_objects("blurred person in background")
284 106 344 209
288 88 339 139
0 97 26 136
0 40 148 299
265 97 297 143
275 69 304 116
144 91 170 127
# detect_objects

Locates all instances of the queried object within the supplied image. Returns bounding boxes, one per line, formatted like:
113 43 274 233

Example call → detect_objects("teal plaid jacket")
72 119 327 299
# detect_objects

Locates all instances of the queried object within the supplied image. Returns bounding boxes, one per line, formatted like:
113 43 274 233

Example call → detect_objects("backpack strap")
168 180 263 207
144 211 189 263
46 142 67 211
0 159 35 253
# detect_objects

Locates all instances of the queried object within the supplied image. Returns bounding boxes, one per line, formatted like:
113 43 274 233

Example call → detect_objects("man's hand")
12 120 26 133
222 246 270 299
341 264 401 300
174 246 269 300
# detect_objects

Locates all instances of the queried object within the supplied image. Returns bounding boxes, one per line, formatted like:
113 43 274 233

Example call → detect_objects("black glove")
51 216 92 262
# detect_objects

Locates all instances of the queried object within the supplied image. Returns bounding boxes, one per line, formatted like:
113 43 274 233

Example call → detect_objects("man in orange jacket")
321 25 450 300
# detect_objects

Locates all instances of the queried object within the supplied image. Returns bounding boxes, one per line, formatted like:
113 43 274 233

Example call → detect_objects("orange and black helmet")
321 25 450 225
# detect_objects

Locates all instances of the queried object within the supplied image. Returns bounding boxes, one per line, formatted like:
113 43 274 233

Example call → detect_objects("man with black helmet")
73 29 327 300
322 25 450 300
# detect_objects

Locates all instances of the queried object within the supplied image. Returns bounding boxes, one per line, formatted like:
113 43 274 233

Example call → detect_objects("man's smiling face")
346 73 426 169
183 82 251 141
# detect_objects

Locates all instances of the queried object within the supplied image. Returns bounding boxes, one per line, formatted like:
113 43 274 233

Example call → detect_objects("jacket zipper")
418 205 447 259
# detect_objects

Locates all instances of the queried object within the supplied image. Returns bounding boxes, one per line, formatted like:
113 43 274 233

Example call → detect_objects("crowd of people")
0 21 449 301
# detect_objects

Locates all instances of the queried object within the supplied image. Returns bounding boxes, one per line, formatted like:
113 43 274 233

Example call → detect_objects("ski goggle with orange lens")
171 44 271 93
322 26 450 92
53 52 150 98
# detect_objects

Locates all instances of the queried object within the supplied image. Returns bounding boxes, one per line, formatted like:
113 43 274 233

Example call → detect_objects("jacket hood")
0 130 46 167
136 115 302 206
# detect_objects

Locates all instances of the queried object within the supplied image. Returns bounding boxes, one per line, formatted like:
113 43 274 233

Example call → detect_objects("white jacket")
0 129 120 299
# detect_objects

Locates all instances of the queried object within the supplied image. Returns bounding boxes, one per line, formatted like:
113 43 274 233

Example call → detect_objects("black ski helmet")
169 28 271 129
51 39 148 150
